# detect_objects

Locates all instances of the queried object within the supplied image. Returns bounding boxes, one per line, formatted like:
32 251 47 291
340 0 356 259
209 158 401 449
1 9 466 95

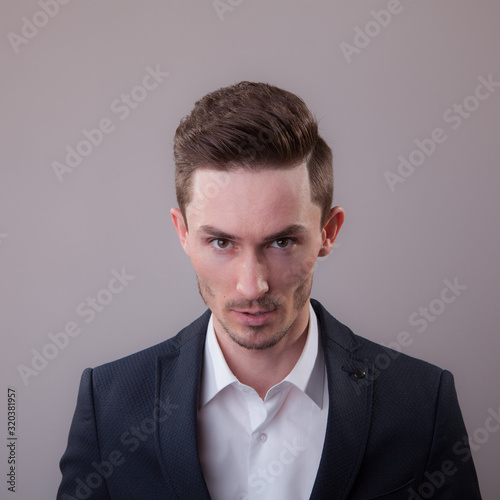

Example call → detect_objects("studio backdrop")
1 0 499 498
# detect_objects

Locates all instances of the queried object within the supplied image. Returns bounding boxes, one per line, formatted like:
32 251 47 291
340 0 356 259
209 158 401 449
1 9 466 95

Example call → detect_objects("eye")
270 238 292 249
210 238 232 250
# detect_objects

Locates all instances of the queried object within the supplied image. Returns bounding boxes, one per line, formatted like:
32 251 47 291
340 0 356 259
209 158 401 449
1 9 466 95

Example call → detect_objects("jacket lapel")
310 300 373 500
155 311 212 499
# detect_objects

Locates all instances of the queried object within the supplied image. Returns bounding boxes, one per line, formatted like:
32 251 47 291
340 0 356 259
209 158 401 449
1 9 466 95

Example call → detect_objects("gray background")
1 0 499 498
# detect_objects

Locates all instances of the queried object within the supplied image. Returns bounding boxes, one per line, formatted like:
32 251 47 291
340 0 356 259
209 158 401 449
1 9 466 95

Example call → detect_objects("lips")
237 310 270 315
232 309 276 326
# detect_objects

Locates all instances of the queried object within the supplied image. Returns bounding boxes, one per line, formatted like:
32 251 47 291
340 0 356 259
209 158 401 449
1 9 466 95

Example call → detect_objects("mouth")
231 309 276 326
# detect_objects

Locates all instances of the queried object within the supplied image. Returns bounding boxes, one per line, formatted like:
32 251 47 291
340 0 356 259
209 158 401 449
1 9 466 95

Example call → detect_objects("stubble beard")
196 273 313 351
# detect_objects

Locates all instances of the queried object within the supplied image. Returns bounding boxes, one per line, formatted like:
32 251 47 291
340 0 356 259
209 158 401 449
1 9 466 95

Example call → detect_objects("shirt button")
258 433 267 443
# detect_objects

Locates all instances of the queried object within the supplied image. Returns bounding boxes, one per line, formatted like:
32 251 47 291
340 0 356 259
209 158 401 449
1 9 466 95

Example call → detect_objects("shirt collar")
199 313 239 409
199 302 325 409
283 302 324 408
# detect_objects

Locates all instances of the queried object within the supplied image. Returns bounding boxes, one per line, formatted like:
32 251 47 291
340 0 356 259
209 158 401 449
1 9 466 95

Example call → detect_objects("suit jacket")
58 300 482 499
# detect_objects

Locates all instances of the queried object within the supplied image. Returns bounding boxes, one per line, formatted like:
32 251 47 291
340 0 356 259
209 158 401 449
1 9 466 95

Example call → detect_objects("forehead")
186 164 321 235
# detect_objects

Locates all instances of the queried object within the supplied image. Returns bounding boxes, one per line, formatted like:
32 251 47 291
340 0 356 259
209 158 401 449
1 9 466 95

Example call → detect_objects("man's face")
171 163 342 351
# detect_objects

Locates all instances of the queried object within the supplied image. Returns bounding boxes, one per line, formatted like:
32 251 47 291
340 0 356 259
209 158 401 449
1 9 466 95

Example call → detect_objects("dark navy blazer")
58 300 482 499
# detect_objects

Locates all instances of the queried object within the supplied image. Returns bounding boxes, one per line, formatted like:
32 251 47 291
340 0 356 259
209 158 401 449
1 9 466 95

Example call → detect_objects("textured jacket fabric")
58 299 482 499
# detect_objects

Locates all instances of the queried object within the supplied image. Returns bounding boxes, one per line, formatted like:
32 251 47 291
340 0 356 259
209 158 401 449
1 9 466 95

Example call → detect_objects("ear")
170 207 190 254
318 206 345 257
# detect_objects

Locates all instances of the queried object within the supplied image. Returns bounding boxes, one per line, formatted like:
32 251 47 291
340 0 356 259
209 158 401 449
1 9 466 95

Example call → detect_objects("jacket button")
351 368 366 380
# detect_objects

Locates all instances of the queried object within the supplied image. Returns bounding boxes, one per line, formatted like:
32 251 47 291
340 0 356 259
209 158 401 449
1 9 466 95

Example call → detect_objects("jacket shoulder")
312 298 444 382
352 332 445 387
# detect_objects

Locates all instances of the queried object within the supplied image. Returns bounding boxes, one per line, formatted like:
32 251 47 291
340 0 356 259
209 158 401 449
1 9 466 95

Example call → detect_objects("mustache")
225 295 284 311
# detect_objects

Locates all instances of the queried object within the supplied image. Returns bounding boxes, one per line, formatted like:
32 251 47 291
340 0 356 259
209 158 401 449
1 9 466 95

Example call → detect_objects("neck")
214 307 310 399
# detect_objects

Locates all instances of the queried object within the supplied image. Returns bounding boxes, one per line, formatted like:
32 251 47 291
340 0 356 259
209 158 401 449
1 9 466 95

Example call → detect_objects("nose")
235 251 269 300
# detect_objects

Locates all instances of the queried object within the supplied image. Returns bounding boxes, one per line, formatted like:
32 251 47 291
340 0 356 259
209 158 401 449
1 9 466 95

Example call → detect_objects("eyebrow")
198 224 306 242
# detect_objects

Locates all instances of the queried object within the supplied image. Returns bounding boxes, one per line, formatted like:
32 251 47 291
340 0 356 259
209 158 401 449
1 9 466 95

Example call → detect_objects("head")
171 82 344 351
173 81 334 229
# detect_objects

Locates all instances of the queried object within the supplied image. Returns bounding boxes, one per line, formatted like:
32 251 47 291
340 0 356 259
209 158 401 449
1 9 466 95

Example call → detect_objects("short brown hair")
174 81 333 226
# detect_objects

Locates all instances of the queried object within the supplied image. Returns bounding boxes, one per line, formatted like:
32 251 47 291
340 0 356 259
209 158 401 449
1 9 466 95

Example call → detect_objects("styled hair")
173 81 333 226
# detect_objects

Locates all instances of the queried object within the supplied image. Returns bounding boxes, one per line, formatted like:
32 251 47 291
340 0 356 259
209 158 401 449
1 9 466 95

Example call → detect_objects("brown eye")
273 238 290 248
212 239 231 249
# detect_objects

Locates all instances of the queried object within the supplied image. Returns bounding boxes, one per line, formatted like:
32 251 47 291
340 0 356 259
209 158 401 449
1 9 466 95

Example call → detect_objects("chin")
229 332 287 351
222 319 292 351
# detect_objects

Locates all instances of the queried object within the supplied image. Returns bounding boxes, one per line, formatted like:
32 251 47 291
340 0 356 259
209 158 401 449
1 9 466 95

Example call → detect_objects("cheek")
277 252 317 290
190 253 231 290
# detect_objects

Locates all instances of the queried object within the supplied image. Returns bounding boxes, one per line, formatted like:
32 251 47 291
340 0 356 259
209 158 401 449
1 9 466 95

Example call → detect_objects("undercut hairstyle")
173 81 333 227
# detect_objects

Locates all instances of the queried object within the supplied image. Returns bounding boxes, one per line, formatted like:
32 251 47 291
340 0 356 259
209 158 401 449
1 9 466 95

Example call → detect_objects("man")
58 82 482 499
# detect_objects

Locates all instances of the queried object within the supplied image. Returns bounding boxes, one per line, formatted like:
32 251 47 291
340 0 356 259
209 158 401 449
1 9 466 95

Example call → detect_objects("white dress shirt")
198 302 329 500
